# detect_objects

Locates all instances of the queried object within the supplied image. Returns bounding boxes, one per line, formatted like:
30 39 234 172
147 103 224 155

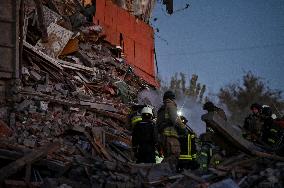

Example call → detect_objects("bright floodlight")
177 110 182 116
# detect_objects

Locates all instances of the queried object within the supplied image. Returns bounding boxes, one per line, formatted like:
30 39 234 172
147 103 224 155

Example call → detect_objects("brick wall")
93 0 158 87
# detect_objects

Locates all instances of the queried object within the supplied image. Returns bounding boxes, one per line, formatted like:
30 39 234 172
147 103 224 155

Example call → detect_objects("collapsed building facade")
0 0 284 188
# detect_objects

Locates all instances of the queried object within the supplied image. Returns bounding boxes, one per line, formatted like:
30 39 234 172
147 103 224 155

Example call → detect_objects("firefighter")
202 101 227 122
260 105 284 155
132 106 157 163
156 91 185 171
273 117 284 156
260 105 274 143
177 116 199 171
128 104 145 130
243 103 263 142
201 101 236 156
197 133 213 172
197 133 223 173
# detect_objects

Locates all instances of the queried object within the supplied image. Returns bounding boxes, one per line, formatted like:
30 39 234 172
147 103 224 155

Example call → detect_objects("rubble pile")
0 1 283 188
0 1 162 187
207 155 284 188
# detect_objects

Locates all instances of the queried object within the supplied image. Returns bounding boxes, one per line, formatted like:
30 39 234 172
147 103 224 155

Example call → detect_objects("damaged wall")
93 0 158 87
0 0 20 79
0 0 20 101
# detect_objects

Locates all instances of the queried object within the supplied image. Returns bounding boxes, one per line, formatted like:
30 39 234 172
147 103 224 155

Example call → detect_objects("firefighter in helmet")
132 106 157 163
260 105 284 155
156 91 185 170
177 115 199 171
128 104 145 130
243 103 263 142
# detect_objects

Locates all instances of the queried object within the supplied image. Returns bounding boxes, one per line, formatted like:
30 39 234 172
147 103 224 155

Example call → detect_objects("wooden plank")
58 59 95 72
203 113 261 154
84 131 112 161
80 101 118 112
109 143 132 162
210 115 284 161
252 151 284 161
105 132 131 146
23 41 63 70
0 142 60 181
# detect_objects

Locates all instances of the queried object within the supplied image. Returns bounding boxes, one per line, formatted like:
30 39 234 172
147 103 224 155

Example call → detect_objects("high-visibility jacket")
197 143 213 171
179 133 197 160
157 99 185 137
262 119 284 148
131 115 142 128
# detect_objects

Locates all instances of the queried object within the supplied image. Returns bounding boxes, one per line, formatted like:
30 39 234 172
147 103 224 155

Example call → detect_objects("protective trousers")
162 136 181 171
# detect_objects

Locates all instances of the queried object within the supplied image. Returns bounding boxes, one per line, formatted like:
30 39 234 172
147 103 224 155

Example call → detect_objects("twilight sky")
152 0 284 96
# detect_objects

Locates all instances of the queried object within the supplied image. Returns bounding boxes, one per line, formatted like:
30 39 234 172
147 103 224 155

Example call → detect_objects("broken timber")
0 142 60 181
84 130 112 161
203 113 261 154
204 114 284 161
23 41 63 70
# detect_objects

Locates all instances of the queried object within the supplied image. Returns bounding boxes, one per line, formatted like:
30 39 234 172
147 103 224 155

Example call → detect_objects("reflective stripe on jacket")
131 116 142 127
179 134 197 160
163 127 178 137
157 99 185 133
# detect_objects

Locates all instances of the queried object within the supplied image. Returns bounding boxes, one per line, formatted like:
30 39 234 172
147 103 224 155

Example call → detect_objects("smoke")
175 95 206 136
137 88 163 114
138 89 206 135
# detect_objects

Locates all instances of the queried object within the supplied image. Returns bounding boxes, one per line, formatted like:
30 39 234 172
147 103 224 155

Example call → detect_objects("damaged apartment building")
0 0 283 188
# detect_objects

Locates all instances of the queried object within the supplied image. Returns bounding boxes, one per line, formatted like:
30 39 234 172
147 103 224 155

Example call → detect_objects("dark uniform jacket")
132 120 157 163
156 99 185 137
243 113 263 141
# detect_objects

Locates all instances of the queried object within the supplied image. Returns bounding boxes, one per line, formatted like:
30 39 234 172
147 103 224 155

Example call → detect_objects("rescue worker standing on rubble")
199 101 231 172
243 103 263 142
156 91 185 170
132 106 157 163
260 105 284 155
201 101 227 123
177 115 199 171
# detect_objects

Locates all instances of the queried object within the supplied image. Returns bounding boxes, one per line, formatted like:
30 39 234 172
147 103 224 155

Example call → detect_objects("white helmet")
141 106 153 116
271 114 277 119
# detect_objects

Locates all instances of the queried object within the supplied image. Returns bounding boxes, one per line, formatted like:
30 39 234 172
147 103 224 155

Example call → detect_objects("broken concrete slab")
43 5 63 26
35 23 74 58
202 113 261 154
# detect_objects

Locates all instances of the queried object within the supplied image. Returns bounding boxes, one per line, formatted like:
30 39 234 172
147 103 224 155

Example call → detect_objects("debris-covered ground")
0 1 283 188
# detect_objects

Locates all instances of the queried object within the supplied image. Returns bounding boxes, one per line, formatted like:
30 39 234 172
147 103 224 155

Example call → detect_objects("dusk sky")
152 0 284 97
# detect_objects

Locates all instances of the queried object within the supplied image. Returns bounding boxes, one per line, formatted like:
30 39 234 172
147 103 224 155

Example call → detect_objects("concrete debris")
35 23 74 58
43 5 63 26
